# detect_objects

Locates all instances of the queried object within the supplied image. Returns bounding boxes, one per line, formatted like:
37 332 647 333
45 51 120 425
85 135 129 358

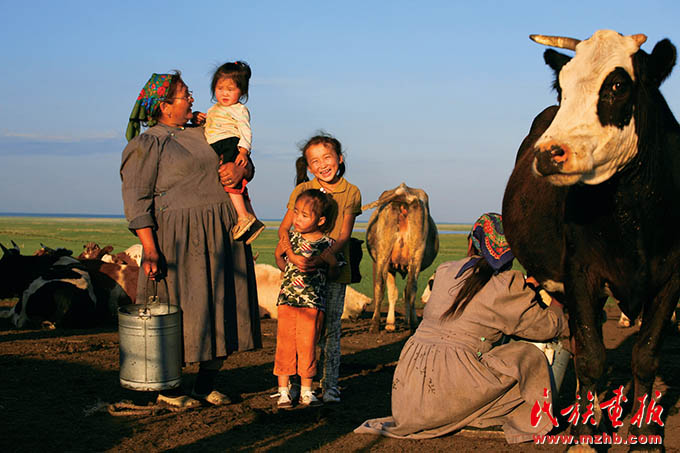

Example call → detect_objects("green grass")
0 217 520 309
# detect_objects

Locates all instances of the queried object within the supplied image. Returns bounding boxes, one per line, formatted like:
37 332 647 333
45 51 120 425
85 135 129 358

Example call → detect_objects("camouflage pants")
318 281 346 390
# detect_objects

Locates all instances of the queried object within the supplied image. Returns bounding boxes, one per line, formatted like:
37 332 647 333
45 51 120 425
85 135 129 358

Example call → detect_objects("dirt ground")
1 304 679 453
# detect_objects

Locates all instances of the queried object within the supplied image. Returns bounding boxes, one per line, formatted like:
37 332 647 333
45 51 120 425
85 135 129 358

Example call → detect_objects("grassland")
0 217 479 307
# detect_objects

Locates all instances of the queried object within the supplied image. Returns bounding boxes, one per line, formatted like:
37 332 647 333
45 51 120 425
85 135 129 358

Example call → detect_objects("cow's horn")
0 243 7 254
631 33 647 48
10 240 20 251
530 34 580 50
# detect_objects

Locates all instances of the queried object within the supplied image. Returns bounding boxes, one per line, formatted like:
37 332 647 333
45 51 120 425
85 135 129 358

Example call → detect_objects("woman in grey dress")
121 72 261 408
355 213 566 443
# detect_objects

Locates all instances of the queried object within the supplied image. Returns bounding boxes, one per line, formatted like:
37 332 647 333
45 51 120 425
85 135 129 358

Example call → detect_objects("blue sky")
1 1 679 222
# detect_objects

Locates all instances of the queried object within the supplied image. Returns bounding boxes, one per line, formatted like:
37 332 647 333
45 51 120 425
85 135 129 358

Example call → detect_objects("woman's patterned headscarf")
456 212 514 277
125 73 174 142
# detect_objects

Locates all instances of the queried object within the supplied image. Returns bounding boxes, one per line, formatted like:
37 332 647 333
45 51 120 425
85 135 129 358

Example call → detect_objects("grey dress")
121 124 261 364
355 259 566 443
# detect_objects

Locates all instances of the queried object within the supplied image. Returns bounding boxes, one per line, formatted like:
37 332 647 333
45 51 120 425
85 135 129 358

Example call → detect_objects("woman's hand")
136 227 163 279
142 248 162 279
218 162 242 187
526 276 563 308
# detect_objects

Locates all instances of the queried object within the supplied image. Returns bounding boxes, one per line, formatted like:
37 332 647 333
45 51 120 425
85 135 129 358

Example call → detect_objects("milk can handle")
145 277 173 310
144 278 157 312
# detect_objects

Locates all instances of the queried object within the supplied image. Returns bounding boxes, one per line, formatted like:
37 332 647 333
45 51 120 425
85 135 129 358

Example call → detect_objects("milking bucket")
548 339 572 393
118 279 182 391
521 339 573 393
505 337 573 393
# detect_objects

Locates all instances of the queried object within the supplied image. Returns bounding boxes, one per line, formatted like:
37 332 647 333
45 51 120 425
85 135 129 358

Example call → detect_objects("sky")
1 1 679 223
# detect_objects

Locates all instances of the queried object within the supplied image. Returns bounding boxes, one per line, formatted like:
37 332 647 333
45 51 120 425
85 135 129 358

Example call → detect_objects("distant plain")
0 217 473 307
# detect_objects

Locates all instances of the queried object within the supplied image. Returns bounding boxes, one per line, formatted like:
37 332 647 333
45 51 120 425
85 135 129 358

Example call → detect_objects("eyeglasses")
164 90 193 102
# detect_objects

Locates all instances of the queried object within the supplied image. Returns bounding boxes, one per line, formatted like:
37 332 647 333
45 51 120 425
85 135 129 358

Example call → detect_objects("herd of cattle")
1 29 678 450
0 242 141 329
0 241 371 329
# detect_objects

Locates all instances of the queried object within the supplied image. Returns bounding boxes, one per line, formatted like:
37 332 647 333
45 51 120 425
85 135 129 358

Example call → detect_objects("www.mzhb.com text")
534 433 662 446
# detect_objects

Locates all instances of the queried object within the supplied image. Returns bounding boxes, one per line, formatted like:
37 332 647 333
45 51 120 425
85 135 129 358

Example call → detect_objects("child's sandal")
232 215 256 240
245 220 266 245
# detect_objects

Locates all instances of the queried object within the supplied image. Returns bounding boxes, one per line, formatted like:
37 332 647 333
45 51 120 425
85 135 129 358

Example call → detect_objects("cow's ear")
543 49 571 74
0 243 7 254
647 39 676 86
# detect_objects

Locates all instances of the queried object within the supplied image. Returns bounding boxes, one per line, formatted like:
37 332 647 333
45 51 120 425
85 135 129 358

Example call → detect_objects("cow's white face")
533 30 645 185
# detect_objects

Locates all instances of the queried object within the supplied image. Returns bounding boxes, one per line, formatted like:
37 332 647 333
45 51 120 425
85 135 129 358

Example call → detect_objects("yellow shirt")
287 177 362 283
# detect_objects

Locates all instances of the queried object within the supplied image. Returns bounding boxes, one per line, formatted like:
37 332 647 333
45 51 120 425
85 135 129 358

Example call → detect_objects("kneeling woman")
355 213 566 443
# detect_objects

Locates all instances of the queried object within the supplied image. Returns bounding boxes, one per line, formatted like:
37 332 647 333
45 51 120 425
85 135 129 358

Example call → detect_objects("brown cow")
363 183 439 332
78 242 142 266
77 259 139 320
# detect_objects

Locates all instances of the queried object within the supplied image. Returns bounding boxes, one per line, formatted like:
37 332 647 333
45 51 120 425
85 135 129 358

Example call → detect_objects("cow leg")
628 282 679 452
385 272 398 332
370 261 387 333
403 266 419 333
566 281 607 447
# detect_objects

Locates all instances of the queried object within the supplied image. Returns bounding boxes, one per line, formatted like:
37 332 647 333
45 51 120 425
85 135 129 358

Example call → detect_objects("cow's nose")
534 146 566 176
547 144 568 163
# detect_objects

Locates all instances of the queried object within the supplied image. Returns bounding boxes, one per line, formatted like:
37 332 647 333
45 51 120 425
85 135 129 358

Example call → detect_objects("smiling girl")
277 133 362 403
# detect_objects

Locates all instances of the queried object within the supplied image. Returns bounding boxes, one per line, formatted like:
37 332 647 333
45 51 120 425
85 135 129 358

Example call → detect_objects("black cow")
503 30 678 450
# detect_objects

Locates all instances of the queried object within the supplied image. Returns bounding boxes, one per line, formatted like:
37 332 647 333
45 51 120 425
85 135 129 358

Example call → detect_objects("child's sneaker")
232 214 256 240
300 389 322 407
322 387 341 403
245 219 266 245
276 389 293 409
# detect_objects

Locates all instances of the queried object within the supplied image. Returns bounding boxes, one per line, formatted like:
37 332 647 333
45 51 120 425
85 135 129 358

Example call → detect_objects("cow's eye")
610 80 629 96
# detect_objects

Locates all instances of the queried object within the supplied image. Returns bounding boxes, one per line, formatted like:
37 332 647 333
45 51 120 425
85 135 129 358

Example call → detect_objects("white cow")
254 263 370 320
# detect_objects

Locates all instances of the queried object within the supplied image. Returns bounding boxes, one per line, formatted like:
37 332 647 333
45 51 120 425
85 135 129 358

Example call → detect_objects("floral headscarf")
125 73 174 142
456 212 514 277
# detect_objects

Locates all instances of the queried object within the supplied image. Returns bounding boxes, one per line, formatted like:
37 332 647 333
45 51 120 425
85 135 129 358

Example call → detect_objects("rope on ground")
107 401 187 417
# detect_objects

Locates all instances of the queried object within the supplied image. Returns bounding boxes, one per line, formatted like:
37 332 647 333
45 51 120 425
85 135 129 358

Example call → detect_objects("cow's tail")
362 189 411 212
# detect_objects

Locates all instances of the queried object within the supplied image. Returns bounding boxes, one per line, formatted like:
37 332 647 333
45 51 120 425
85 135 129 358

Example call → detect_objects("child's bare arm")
278 210 317 272
328 213 357 255
320 249 339 280
274 241 288 271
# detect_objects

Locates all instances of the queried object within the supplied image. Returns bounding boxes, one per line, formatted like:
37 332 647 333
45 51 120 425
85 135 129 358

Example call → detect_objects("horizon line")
0 212 473 225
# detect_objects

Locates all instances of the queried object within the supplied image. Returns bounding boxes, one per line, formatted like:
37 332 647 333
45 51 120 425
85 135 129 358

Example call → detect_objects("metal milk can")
118 279 182 391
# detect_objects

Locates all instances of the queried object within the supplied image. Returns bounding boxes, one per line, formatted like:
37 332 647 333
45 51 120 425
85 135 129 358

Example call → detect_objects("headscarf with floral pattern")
456 212 514 278
125 73 174 142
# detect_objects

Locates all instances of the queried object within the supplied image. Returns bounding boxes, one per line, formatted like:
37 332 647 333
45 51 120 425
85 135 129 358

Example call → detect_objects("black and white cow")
0 242 97 328
503 30 678 450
